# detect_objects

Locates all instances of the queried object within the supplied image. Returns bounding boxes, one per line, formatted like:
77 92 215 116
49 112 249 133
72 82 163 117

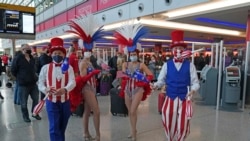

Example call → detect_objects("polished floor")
0 74 250 141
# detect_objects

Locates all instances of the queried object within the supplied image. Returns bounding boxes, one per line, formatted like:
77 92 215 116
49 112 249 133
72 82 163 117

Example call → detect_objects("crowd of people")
0 15 203 141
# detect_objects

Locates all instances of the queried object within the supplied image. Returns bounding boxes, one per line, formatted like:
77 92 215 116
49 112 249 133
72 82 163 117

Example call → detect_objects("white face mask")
130 56 138 62
84 52 92 58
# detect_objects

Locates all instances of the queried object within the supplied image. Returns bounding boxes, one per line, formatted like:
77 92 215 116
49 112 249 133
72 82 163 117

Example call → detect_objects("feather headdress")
114 21 148 53
66 14 105 51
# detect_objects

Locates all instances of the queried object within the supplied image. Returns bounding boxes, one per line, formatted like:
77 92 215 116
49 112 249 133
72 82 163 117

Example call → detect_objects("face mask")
84 52 92 58
26 50 32 55
52 55 64 63
173 49 183 59
130 56 137 62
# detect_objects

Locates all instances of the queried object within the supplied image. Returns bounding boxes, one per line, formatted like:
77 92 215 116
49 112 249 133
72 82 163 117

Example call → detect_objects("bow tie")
54 63 62 67
174 59 183 63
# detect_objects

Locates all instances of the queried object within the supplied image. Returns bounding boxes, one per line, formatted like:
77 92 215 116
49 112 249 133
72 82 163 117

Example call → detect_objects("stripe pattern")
125 78 139 97
162 96 190 141
47 63 69 103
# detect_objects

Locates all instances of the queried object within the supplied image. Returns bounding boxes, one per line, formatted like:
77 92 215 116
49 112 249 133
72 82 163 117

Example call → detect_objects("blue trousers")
14 83 20 105
46 100 71 141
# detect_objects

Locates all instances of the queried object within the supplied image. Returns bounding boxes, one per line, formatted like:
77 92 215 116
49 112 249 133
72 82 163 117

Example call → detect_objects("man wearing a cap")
11 44 40 122
153 30 200 141
38 37 76 141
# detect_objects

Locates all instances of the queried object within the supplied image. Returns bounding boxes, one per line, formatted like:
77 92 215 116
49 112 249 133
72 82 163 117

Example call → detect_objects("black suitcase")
110 88 128 116
72 103 84 117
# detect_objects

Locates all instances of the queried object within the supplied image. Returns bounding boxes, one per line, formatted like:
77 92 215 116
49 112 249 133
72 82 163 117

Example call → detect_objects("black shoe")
0 93 4 99
32 114 42 120
23 116 31 122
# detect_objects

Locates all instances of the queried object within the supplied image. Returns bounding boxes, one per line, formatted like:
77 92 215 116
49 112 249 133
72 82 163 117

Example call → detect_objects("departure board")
0 3 35 39
5 10 20 33
0 9 4 33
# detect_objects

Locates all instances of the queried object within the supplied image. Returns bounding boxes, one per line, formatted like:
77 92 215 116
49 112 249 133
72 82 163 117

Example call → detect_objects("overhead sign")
0 3 35 39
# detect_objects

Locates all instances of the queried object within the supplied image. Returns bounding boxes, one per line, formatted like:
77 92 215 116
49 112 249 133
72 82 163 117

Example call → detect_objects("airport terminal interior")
1 0 250 141
1 74 250 141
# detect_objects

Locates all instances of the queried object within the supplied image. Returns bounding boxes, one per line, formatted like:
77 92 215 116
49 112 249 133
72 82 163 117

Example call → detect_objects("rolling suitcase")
72 102 84 117
100 74 112 96
158 93 165 114
110 88 128 116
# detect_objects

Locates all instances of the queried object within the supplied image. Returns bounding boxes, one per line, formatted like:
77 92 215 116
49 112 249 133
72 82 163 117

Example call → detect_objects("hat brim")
170 43 187 48
50 47 66 55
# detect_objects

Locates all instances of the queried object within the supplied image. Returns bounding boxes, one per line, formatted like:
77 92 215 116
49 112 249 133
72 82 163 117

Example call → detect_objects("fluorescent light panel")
140 19 244 37
163 0 250 18
195 17 246 29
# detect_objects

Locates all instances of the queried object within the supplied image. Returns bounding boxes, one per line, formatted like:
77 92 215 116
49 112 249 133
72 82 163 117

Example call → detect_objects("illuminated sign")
0 3 35 39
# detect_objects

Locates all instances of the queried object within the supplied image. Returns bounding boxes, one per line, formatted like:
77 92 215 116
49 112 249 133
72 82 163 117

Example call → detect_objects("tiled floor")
0 75 250 141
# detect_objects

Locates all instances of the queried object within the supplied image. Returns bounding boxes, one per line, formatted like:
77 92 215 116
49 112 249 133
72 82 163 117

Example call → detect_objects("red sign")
98 0 127 11
54 12 67 26
36 24 40 33
67 8 76 21
44 18 54 30
76 0 98 16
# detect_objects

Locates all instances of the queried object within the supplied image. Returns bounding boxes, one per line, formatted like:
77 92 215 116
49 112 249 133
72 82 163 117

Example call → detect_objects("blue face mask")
52 55 64 63
130 56 138 62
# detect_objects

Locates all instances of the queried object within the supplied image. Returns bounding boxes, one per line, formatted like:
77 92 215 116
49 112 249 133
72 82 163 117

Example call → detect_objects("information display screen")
227 67 240 77
22 13 34 34
0 3 35 39
0 9 4 33
5 10 20 33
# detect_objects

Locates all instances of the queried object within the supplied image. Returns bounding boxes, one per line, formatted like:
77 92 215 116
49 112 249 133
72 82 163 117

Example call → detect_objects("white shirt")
154 61 200 92
38 64 76 94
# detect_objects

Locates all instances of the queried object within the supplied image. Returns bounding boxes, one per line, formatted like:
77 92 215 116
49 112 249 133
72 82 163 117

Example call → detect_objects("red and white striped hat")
170 30 187 48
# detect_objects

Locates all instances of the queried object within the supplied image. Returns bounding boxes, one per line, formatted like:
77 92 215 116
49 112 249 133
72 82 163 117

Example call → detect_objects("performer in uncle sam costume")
153 30 200 141
114 22 153 141
38 37 76 141
66 14 106 141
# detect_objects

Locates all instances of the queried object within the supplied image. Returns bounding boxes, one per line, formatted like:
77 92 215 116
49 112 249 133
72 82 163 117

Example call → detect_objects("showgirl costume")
113 23 153 101
66 14 105 111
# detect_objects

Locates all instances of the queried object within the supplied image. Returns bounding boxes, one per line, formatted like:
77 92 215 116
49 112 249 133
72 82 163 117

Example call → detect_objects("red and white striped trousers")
162 96 190 141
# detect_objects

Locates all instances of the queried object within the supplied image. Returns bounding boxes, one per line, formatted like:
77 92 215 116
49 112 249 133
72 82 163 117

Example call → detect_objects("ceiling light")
59 33 76 39
140 19 245 37
103 20 140 31
141 38 171 42
163 0 250 19
29 39 50 46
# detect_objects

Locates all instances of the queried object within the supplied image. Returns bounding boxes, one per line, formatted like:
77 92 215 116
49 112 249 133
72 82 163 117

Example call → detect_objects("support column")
243 10 250 107
11 38 16 56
